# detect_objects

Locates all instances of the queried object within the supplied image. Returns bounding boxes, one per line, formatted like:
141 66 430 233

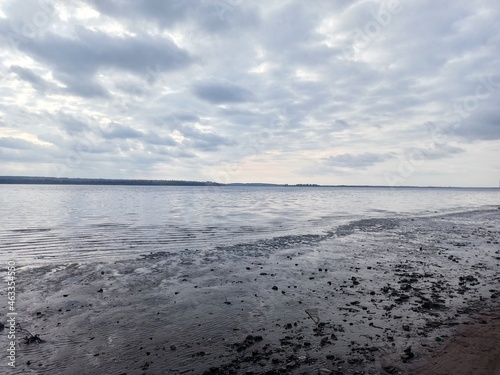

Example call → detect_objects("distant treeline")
0 176 222 186
0 176 491 188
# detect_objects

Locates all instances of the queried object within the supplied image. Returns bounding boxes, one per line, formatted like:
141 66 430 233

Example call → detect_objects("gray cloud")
13 26 193 97
0 137 36 149
87 122 182 155
193 81 255 104
455 103 500 141
324 152 394 169
102 123 143 139
179 125 234 151
63 77 109 98
88 0 261 33
25 27 191 74
57 114 91 136
143 132 177 146
87 0 193 29
10 66 50 92
406 143 465 161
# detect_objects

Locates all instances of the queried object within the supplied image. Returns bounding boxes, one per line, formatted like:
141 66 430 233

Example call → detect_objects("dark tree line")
0 176 222 186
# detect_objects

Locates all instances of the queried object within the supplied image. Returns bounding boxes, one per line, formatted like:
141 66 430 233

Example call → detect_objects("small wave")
10 228 52 233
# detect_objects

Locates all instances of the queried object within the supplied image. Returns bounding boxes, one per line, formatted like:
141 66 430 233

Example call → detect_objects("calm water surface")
0 185 498 265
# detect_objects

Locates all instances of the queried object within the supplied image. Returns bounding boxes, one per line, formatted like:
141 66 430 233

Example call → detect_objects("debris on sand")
16 323 45 344
305 308 320 324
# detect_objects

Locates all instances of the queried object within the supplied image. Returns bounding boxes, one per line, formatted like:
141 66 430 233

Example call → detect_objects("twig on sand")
305 308 320 324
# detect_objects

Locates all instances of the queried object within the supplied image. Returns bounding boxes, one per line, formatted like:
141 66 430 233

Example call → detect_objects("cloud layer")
0 0 498 186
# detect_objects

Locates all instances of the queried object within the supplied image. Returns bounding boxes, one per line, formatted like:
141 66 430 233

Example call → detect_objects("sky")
0 0 499 187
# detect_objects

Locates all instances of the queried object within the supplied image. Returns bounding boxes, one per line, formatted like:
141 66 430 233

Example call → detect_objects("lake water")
1 185 498 266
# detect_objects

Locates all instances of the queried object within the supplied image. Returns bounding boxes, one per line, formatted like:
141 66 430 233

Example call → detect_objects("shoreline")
1 208 499 374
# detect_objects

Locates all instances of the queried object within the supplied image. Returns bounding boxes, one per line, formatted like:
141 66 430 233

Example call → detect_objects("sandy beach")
2 208 499 374
410 313 500 375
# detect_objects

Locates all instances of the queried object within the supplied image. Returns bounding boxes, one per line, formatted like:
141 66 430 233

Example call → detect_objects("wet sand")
410 313 500 375
1 208 499 374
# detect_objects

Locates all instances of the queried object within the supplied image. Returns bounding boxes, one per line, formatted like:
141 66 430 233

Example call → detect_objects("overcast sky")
0 0 499 186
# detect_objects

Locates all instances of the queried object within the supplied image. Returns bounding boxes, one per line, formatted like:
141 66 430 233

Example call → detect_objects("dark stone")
401 346 414 360
320 337 330 346
383 365 398 374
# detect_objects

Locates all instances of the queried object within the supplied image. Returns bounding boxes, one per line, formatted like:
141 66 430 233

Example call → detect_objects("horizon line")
0 175 498 189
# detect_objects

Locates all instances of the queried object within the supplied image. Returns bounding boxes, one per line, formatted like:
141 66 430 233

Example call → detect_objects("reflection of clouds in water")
1 186 499 266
